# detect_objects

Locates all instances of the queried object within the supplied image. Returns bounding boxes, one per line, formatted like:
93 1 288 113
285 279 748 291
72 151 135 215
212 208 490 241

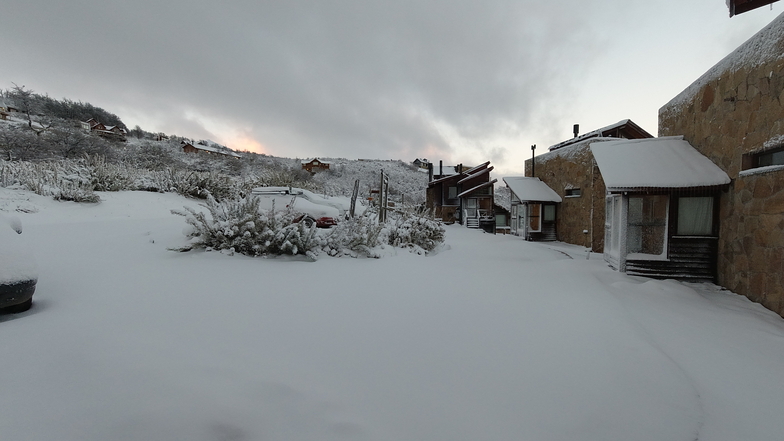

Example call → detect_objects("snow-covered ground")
2 189 784 441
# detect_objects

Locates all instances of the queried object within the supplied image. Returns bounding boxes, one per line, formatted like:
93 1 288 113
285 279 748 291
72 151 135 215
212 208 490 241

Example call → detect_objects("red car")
293 214 338 228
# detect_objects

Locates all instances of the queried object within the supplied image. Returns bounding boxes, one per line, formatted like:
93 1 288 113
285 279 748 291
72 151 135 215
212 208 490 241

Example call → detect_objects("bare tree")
7 83 52 136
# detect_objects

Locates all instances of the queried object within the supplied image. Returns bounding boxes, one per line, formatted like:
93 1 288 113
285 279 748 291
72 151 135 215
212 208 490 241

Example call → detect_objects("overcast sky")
0 1 779 175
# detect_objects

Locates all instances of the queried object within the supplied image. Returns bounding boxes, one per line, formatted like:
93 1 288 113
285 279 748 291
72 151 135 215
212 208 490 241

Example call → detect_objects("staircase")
464 209 480 228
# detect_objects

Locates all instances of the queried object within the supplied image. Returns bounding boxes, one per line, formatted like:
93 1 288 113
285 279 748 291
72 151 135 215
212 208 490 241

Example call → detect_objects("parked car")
251 187 340 228
0 215 37 313
293 214 338 228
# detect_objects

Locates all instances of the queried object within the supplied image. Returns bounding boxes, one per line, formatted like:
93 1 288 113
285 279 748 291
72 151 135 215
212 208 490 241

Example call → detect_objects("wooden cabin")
426 161 496 230
301 158 331 173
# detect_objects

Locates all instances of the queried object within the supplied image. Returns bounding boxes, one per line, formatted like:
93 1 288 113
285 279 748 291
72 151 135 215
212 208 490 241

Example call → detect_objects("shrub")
170 195 318 258
383 212 445 254
318 209 383 258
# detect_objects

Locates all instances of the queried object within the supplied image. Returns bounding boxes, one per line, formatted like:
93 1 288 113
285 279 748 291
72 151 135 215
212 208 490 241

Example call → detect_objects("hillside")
0 85 428 204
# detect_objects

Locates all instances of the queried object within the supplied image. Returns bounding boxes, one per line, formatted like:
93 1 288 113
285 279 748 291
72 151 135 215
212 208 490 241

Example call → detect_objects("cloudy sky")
0 0 779 175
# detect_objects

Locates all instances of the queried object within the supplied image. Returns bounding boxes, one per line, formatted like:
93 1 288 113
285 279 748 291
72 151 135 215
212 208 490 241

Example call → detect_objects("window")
677 196 714 235
543 204 556 222
742 146 784 170
627 195 668 257
448 186 457 199
565 188 581 197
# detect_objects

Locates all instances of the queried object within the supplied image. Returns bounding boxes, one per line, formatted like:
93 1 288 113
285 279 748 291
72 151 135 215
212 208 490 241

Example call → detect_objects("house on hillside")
659 10 784 316
525 119 654 251
413 158 430 170
426 161 496 230
182 142 241 158
502 177 562 241
301 158 331 173
81 118 127 142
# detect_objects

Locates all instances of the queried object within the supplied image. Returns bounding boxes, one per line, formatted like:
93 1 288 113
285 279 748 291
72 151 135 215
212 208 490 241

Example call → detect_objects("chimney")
439 160 443 178
573 124 579 138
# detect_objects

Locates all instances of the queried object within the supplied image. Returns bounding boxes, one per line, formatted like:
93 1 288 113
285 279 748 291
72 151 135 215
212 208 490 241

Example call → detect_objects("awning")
590 136 730 191
502 177 562 202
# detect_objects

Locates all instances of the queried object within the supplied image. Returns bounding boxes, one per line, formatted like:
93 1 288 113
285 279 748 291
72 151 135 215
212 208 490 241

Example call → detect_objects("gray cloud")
0 0 779 167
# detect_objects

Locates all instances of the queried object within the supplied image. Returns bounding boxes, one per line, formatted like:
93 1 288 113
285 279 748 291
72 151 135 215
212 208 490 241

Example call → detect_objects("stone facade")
525 141 606 252
659 13 784 317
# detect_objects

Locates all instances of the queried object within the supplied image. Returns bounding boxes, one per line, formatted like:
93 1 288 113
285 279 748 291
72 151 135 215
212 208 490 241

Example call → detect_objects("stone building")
659 12 784 316
524 120 653 252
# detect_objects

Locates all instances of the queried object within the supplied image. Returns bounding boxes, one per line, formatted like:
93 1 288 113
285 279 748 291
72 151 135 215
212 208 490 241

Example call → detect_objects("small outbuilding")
502 177 562 241
591 136 730 280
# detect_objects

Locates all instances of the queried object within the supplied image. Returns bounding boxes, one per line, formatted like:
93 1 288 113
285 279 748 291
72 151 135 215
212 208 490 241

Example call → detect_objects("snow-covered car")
0 215 37 313
251 187 341 227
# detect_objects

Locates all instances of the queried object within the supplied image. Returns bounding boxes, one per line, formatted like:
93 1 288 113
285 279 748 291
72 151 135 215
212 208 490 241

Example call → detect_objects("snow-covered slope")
2 189 784 441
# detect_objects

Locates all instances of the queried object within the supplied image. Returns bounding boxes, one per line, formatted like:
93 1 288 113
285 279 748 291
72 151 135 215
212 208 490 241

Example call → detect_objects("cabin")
525 119 654 251
426 161 496 230
181 142 241 158
81 118 127 142
301 158 331 173
413 158 430 170
502 177 562 241
591 137 729 280
659 10 784 316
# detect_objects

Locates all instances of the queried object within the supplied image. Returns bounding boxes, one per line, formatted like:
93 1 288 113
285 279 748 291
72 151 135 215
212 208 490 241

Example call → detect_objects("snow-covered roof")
186 143 242 157
590 137 731 191
301 158 332 165
457 179 497 198
457 166 493 184
502 177 562 203
662 10 784 112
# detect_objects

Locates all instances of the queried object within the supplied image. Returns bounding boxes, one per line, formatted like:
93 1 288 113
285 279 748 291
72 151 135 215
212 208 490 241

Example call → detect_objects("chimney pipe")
439 160 443 178
573 124 579 138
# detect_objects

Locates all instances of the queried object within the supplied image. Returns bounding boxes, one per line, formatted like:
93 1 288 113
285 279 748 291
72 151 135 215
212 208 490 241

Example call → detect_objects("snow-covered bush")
318 210 383 258
382 212 445 253
170 195 318 258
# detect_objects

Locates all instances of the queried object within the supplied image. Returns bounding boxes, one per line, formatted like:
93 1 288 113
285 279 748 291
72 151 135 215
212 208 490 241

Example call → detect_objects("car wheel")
300 216 315 228
3 298 32 314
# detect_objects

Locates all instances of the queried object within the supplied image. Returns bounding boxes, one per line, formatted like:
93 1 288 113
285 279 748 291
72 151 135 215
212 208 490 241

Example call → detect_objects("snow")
591 136 731 190
3 189 784 441
502 176 562 202
662 10 784 113
0 214 37 284
738 164 784 177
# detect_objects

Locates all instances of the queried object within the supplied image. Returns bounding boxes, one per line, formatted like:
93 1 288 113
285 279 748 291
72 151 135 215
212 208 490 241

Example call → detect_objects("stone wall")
525 142 606 252
659 34 784 316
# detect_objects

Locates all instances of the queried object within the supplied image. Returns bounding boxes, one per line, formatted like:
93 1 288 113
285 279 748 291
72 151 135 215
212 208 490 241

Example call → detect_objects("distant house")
426 161 496 230
413 158 430 170
301 158 331 173
0 109 8 121
502 177 562 241
181 142 241 158
81 118 127 142
727 0 779 16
